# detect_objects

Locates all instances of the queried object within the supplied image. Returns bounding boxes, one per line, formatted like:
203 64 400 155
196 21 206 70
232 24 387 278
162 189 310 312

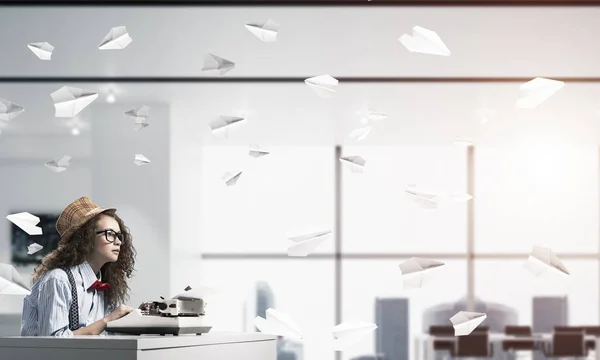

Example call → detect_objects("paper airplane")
202 53 235 76
134 122 149 131
305 75 339 98
27 243 43 255
399 26 451 56
450 311 487 336
222 170 243 187
184 286 192 291
125 105 150 131
44 155 71 172
248 144 270 158
254 308 304 339
451 193 473 202
516 77 565 109
209 116 246 139
349 126 372 141
331 322 378 351
133 154 151 166
0 263 31 295
398 257 445 289
365 110 388 122
405 185 438 210
523 245 570 276
245 19 279 42
340 156 366 173
27 42 54 60
286 229 331 257
98 26 132 50
6 212 42 236
51 86 98 118
0 97 25 121
357 107 388 125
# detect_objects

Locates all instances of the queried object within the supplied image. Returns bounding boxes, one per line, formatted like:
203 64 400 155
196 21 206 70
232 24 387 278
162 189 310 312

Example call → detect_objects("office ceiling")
0 6 599 144
0 7 599 77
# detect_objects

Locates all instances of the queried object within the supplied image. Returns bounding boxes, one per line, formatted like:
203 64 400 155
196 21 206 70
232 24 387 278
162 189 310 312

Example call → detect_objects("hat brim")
58 207 116 245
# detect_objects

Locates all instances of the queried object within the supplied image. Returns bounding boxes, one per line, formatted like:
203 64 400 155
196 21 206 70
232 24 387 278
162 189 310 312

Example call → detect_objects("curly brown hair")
32 210 136 307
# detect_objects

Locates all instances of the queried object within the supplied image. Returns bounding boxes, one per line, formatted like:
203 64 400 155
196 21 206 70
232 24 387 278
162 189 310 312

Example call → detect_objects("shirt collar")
78 261 101 291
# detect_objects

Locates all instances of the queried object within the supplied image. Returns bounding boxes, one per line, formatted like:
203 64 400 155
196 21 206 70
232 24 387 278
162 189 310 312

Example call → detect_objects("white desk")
0 332 277 360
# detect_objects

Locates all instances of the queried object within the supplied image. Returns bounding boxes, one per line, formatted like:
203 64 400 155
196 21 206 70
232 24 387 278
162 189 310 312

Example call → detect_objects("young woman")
21 197 137 336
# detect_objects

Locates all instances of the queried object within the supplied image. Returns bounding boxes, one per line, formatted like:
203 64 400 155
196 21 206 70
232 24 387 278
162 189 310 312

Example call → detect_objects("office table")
415 333 597 360
0 332 277 360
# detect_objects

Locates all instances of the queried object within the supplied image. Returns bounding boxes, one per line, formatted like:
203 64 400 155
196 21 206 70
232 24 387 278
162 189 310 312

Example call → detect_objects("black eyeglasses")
95 229 124 243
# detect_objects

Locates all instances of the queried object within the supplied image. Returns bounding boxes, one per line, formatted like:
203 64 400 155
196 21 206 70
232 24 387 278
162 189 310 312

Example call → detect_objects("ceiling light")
71 127 80 136
106 93 116 104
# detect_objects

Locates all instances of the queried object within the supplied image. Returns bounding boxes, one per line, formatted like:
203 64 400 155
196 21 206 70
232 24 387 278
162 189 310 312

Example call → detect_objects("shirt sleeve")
36 277 74 337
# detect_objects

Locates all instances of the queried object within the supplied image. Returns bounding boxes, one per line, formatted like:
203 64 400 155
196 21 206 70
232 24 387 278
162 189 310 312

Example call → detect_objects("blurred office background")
0 4 600 360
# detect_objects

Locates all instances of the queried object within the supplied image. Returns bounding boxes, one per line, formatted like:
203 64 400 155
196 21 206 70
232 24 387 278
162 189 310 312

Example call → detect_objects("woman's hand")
105 305 134 322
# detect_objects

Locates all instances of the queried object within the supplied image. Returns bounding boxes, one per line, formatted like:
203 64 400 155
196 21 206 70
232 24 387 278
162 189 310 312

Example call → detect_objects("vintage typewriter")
106 286 213 336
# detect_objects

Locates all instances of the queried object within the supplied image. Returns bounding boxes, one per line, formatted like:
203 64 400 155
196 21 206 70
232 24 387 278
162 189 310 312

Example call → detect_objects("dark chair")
451 332 492 358
580 326 600 351
582 326 600 336
503 326 535 354
430 326 456 352
473 326 490 333
555 326 585 333
505 326 532 336
554 326 595 352
544 331 587 359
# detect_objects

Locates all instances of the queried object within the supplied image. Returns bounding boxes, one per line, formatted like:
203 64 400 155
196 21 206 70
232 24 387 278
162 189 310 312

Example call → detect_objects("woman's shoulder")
36 268 70 285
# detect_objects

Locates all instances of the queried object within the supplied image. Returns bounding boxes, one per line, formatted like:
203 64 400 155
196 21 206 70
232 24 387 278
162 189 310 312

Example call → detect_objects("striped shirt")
21 261 115 337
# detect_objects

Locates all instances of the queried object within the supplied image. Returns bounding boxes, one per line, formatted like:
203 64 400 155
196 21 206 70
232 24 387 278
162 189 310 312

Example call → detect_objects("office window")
474 145 599 253
199 259 335 360
474 259 599 326
200 146 335 254
200 140 600 360
341 259 467 360
342 146 468 254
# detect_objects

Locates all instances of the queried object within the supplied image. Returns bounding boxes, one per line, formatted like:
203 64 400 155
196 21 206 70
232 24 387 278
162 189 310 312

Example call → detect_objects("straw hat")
56 197 115 244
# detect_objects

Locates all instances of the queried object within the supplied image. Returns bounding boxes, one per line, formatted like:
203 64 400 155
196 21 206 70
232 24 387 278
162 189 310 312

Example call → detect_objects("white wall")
0 134 92 335
0 101 171 321
90 103 171 307
169 101 203 295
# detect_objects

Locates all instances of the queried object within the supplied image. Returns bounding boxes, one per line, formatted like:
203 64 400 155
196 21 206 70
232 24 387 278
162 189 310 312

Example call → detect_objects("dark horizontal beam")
2 0 600 6
201 253 469 259
2 76 600 83
201 252 600 260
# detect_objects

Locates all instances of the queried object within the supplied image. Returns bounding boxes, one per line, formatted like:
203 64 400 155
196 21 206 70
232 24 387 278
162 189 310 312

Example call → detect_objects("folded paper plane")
399 26 450 56
450 311 487 336
6 212 42 236
398 257 445 289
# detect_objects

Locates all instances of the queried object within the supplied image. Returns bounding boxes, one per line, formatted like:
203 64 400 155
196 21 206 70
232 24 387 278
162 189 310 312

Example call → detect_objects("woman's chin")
107 254 119 262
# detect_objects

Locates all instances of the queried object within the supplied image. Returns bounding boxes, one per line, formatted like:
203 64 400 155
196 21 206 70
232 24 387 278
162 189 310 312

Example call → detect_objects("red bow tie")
87 280 111 292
